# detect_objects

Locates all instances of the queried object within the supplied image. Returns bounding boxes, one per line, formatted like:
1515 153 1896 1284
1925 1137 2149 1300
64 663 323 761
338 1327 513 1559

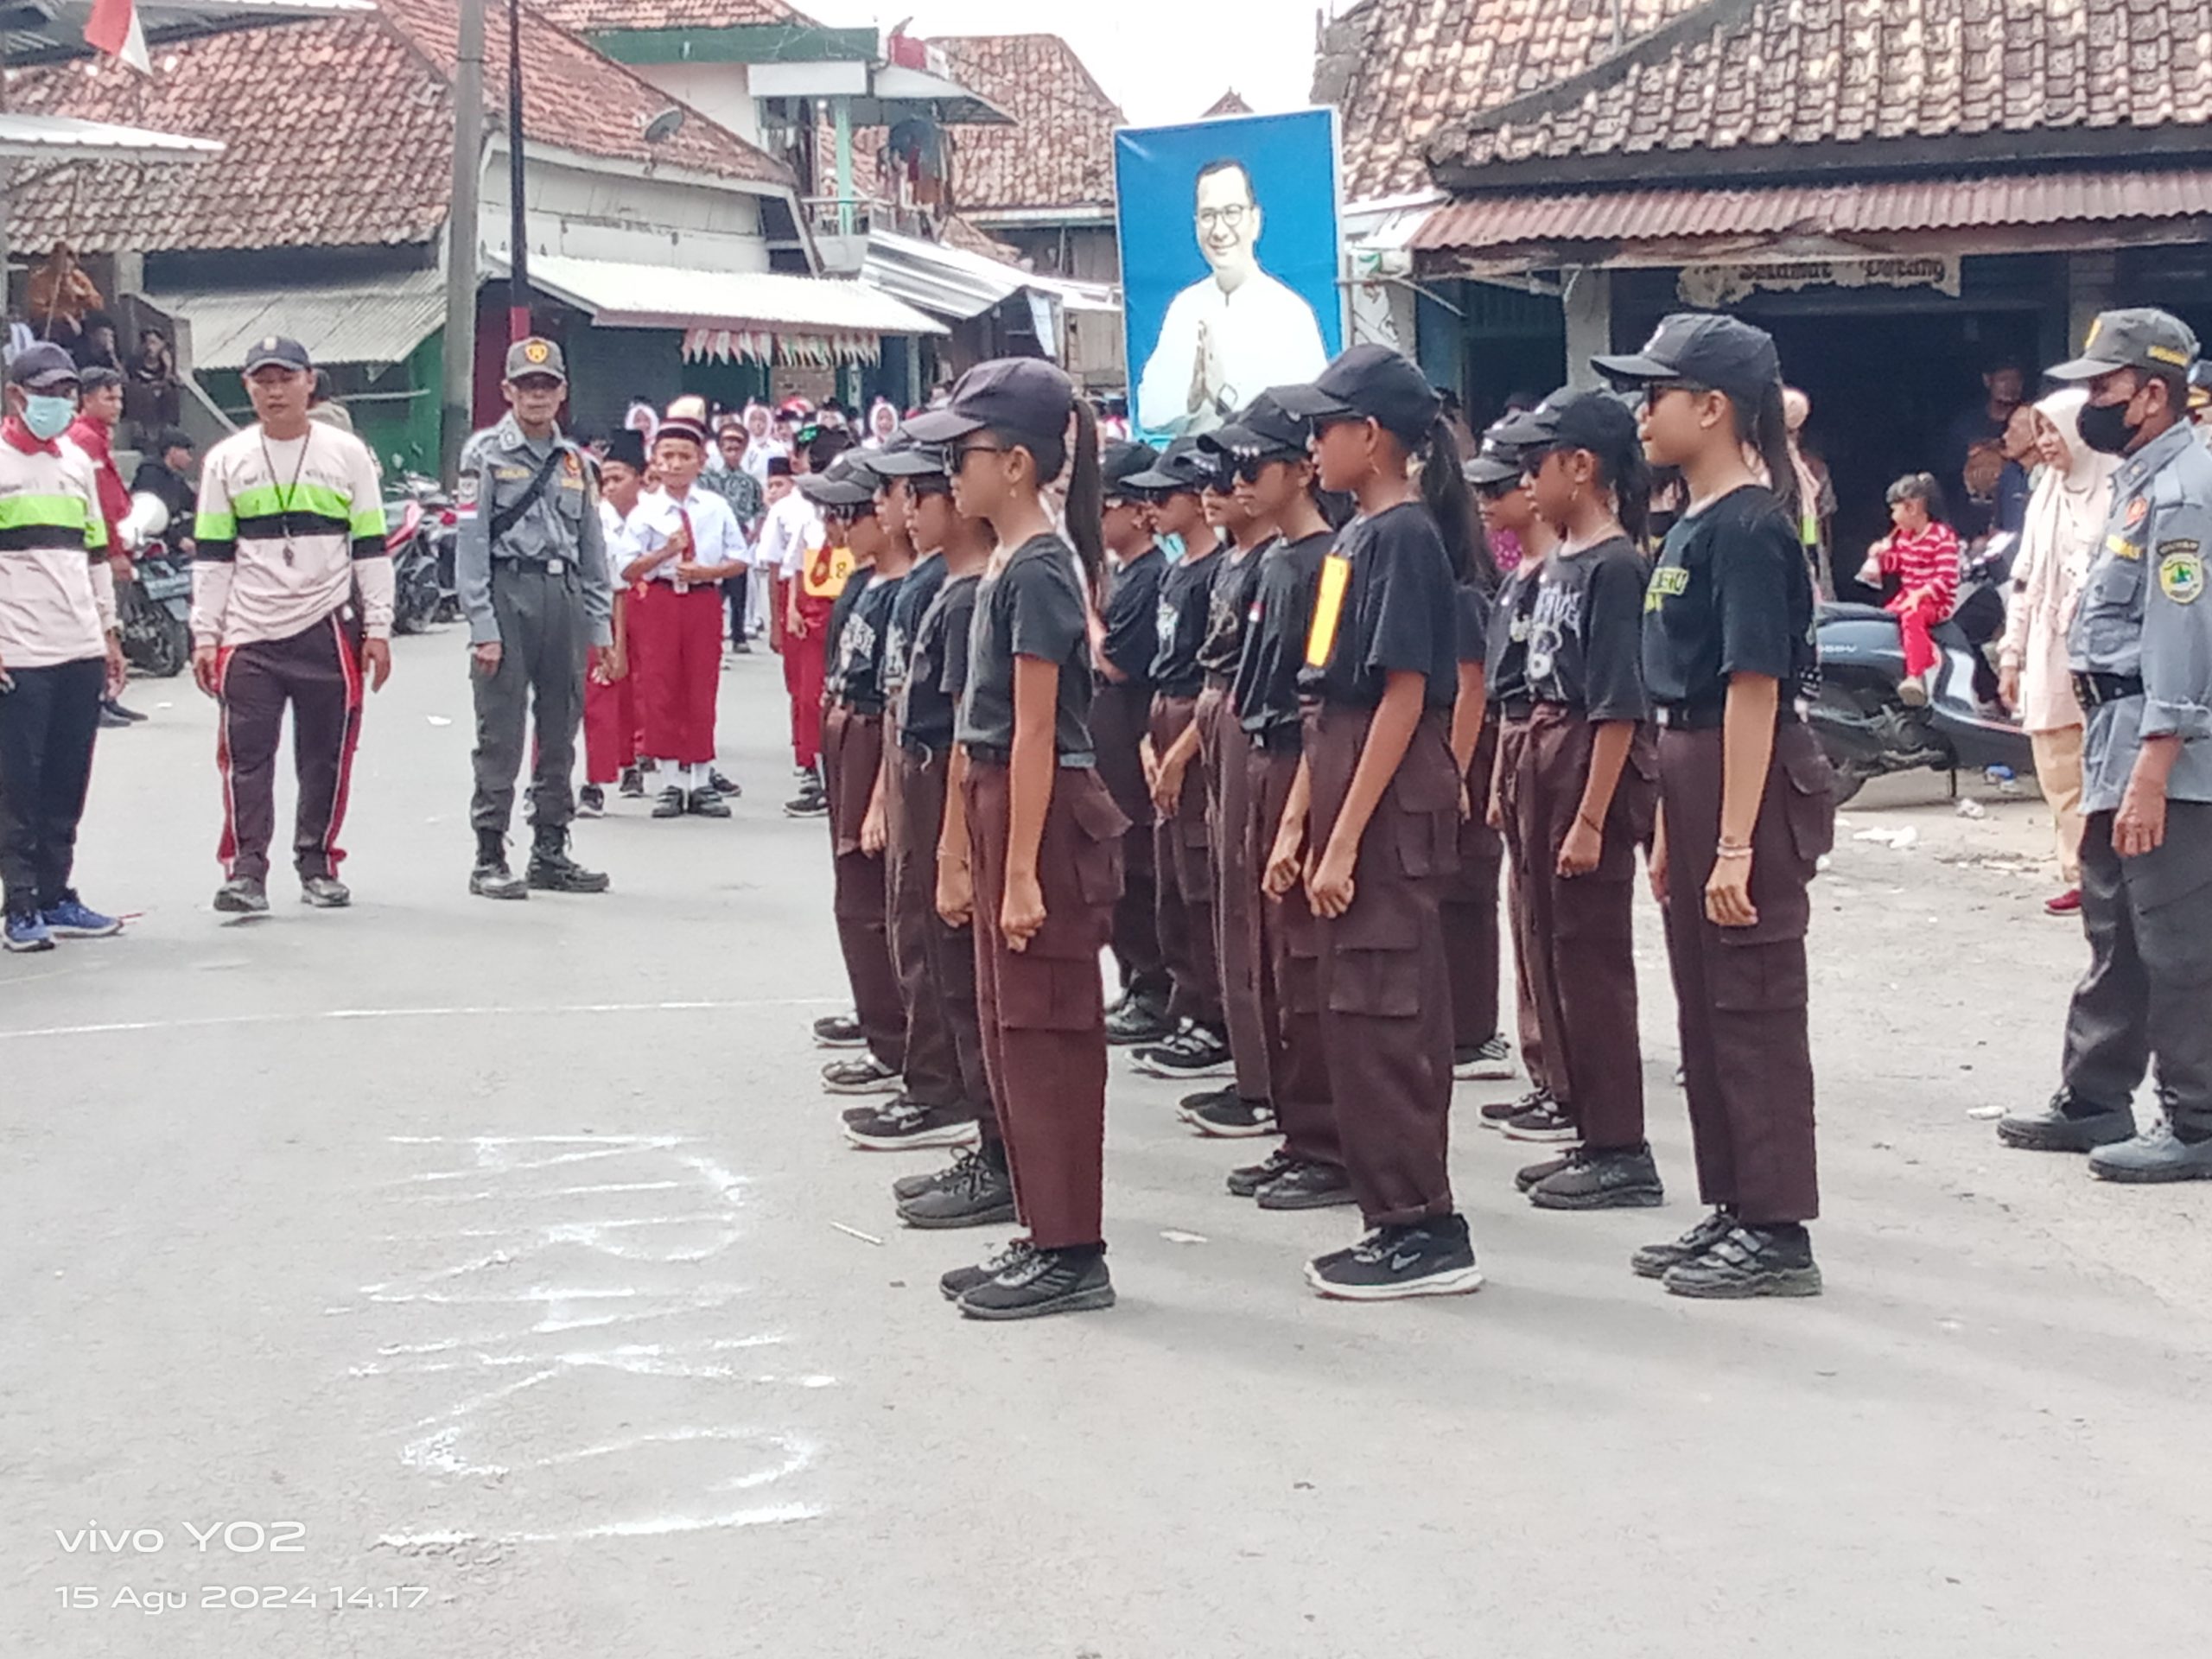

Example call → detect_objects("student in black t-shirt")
1269 344 1484 1301
1487 389 1661 1209
1123 439 1233 1083
804 455 910 1103
908 359 1128 1322
1470 430 1565 1133
869 441 1015 1229
1596 312 1834 1300
1091 441 1174 1046
1215 391 1357 1209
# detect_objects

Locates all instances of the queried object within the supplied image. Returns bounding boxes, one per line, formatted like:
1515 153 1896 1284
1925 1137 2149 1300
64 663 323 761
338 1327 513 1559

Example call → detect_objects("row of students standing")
799 321 1834 1319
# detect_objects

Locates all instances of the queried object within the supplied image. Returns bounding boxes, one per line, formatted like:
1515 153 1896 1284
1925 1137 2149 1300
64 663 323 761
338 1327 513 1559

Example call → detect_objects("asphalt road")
3 632 2209 1658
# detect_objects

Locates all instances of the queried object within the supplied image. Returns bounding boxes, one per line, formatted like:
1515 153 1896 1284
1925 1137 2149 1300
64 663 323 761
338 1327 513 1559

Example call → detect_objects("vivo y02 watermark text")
50 1523 428 1616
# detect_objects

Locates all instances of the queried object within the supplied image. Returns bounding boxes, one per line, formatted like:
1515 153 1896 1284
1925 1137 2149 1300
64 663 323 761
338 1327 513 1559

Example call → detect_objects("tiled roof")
935 34 1123 219
8 0 790 256
1325 0 1704 204
940 214 1027 265
1427 0 2212 181
537 0 812 30
1203 89 1252 118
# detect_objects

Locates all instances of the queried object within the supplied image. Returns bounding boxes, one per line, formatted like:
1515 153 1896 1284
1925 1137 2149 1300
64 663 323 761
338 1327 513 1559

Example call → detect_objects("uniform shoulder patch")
2159 546 2204 604
2126 495 2150 528
455 473 480 507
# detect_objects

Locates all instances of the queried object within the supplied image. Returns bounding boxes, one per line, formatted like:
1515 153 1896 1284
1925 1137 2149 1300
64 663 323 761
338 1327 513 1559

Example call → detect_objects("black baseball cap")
1274 344 1441 447
8 341 78 391
798 452 877 510
906 358 1075 446
242 334 312 375
1593 313 1781 406
603 428 647 472
1464 435 1525 488
2050 308 2202 381
1200 390 1310 461
1102 439 1161 499
1123 435 1224 496
869 428 951 479
1491 387 1641 459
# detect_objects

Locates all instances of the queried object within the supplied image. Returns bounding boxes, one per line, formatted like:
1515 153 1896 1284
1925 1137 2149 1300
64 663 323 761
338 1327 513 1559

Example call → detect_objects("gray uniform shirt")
2069 420 2212 812
455 413 613 648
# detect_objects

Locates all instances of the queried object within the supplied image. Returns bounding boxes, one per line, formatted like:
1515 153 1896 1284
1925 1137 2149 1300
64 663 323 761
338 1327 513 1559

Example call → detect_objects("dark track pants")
0 654 103 916
216 610 363 884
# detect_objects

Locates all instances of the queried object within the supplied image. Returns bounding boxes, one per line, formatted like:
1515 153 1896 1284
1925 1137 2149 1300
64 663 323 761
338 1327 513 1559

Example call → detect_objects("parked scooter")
1809 533 2036 804
116 492 193 678
385 474 458 634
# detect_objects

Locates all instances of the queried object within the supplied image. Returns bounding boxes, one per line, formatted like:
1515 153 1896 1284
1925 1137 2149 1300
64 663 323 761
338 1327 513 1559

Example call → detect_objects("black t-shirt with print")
1295 501 1459 712
1455 582 1491 667
1198 541 1268 679
899 570 980 752
1097 543 1165 686
1149 550 1218 698
1642 483 1818 708
829 570 902 710
1486 561 1540 706
1234 529 1335 741
957 535 1096 757
1524 535 1650 721
880 551 948 709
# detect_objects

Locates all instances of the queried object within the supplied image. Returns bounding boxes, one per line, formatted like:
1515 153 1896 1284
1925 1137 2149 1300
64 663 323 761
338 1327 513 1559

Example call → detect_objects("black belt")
836 697 886 717
899 734 950 762
2073 671 2145 710
1655 702 1727 731
492 556 573 575
1249 724 1301 755
963 742 1096 769
1492 696 1534 721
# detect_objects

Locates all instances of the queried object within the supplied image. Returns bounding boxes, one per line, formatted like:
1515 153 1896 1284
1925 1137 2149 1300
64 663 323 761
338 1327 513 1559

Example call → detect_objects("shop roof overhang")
0 111 221 160
1410 168 2212 275
861 228 1118 322
0 0 370 64
143 267 443 370
518 252 947 338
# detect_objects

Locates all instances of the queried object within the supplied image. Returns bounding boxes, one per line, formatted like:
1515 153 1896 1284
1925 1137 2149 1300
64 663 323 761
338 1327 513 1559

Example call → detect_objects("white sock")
685 763 708 791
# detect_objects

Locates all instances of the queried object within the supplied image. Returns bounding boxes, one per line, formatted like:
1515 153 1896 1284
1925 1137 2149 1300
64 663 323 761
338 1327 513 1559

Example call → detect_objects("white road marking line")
0 995 841 1042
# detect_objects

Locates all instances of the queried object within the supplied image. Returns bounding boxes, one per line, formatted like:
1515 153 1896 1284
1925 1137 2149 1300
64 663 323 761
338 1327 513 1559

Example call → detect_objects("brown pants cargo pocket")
1068 774 1129 909
1779 732 1838 869
1712 935 1809 1013
998 955 1109 1031
1326 945 1425 1018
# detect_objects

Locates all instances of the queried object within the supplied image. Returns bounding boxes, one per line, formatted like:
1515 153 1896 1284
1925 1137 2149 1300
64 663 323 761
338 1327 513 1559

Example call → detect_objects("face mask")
22 394 74 441
2077 395 2142 457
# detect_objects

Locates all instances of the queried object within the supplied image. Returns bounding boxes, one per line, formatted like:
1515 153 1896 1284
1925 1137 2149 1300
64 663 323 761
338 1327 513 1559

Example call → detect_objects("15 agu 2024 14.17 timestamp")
56 1585 432 1614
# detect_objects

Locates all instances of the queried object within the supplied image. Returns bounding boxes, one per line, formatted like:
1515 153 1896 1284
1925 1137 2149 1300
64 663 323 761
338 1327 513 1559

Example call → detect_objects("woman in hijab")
1999 388 2117 916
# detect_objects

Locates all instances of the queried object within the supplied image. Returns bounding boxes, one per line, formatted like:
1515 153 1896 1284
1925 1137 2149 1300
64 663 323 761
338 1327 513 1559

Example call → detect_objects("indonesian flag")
86 0 150 73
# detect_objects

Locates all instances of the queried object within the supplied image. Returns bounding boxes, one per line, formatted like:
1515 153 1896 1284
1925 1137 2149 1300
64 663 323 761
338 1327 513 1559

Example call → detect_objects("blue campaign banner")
1115 108 1343 443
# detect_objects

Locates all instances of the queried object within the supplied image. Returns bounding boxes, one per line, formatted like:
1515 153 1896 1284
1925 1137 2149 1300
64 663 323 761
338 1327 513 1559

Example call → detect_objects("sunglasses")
1231 451 1303 483
1472 476 1523 500
952 442 1009 468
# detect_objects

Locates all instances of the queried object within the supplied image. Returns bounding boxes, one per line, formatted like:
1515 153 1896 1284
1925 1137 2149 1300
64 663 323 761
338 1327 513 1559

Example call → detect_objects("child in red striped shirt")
1858 472 1960 703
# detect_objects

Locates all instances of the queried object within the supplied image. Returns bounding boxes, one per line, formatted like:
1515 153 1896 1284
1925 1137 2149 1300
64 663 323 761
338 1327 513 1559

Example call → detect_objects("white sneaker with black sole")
1130 1020 1234 1080
1452 1035 1516 1081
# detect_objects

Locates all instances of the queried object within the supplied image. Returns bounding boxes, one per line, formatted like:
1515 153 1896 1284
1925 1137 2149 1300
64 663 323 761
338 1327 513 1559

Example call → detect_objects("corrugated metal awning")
1412 168 2212 259
861 229 1119 322
144 268 445 370
0 113 221 161
8 0 371 66
524 255 947 340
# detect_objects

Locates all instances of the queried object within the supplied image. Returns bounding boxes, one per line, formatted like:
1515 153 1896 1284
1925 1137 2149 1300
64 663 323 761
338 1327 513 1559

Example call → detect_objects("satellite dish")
643 106 685 144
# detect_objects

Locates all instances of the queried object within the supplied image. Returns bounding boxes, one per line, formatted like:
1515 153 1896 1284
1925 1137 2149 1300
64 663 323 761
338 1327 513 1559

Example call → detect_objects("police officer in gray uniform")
1998 308 2212 1180
456 337 613 899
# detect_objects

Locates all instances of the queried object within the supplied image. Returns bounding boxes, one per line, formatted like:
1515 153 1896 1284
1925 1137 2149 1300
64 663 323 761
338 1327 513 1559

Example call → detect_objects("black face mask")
2078 395 2143 456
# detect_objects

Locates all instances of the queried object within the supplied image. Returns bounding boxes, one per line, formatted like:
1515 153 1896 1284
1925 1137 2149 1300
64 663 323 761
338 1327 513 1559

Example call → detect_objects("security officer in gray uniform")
456 336 613 899
1998 308 2212 1180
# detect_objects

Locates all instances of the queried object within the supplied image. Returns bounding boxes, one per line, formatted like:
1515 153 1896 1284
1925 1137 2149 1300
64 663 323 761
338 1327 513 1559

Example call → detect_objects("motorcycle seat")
1818 601 1894 624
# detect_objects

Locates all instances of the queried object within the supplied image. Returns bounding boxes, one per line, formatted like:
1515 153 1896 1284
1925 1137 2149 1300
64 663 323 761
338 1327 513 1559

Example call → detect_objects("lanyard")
257 426 315 566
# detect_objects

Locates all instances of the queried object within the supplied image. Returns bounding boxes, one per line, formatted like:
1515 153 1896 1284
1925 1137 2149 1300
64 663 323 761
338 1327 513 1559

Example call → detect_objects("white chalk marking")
0 995 842 1043
830 1223 884 1246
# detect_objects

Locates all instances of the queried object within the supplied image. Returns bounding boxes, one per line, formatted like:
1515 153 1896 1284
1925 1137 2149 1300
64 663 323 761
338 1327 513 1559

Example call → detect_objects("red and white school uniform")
630 483 744 791
584 494 664 785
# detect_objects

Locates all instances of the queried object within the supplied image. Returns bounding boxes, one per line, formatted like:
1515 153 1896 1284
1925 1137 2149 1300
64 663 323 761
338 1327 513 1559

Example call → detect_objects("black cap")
1464 435 1524 488
1491 387 1641 460
603 428 647 472
1199 390 1310 460
242 334 311 374
1274 344 1441 447
1592 313 1781 407
8 341 78 391
869 431 952 480
1102 440 1161 497
2050 308 2202 381
766 454 794 479
798 452 877 510
906 357 1075 445
1122 435 1224 496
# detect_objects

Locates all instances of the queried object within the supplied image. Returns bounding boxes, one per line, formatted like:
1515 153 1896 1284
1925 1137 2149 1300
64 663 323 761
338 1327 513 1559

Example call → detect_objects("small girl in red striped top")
1858 471 1961 704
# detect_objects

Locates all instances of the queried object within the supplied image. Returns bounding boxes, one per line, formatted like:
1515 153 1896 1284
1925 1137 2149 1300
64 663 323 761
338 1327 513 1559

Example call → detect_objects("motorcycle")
385 474 458 634
1808 534 2035 805
116 492 193 678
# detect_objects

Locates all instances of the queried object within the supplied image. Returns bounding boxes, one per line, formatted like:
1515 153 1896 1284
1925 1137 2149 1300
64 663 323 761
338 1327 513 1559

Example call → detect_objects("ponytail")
1738 381 1801 526
1065 398 1106 602
1421 413 1495 594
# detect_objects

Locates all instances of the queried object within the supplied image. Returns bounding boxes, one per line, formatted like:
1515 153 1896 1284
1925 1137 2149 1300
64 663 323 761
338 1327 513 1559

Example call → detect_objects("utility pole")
506 0 530 342
440 0 485 480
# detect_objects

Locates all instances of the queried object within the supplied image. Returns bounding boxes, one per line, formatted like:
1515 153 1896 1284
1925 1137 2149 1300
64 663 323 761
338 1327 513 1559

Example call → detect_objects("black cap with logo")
1491 386 1642 460
1199 390 1311 461
1464 433 1526 488
1274 344 1442 447
1101 439 1162 499
1593 313 1782 408
242 334 313 375
1122 435 1225 496
906 358 1077 447
2050 308 2202 382
798 451 878 510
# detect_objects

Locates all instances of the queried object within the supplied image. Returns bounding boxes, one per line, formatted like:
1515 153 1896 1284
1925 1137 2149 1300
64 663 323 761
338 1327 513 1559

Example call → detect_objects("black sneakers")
1226 1147 1298 1198
1185 1095 1276 1139
821 1052 902 1096
469 830 528 900
1131 1020 1234 1079
1452 1035 1516 1080
1106 994 1176 1046
785 782 829 818
710 769 742 797
1501 1096 1577 1143
577 784 605 817
1630 1210 1737 1280
618 766 645 799
898 1146 1016 1229
1255 1160 1358 1211
939 1237 1033 1301
652 785 686 819
527 829 610 893
957 1244 1115 1320
1662 1222 1822 1299
299 874 352 909
813 1011 866 1050
213 874 270 915
1996 1088 2136 1153
843 1098 982 1152
687 788 731 819
1480 1087 1552 1130
1527 1144 1665 1211
1306 1215 1484 1301
1513 1150 1576 1194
